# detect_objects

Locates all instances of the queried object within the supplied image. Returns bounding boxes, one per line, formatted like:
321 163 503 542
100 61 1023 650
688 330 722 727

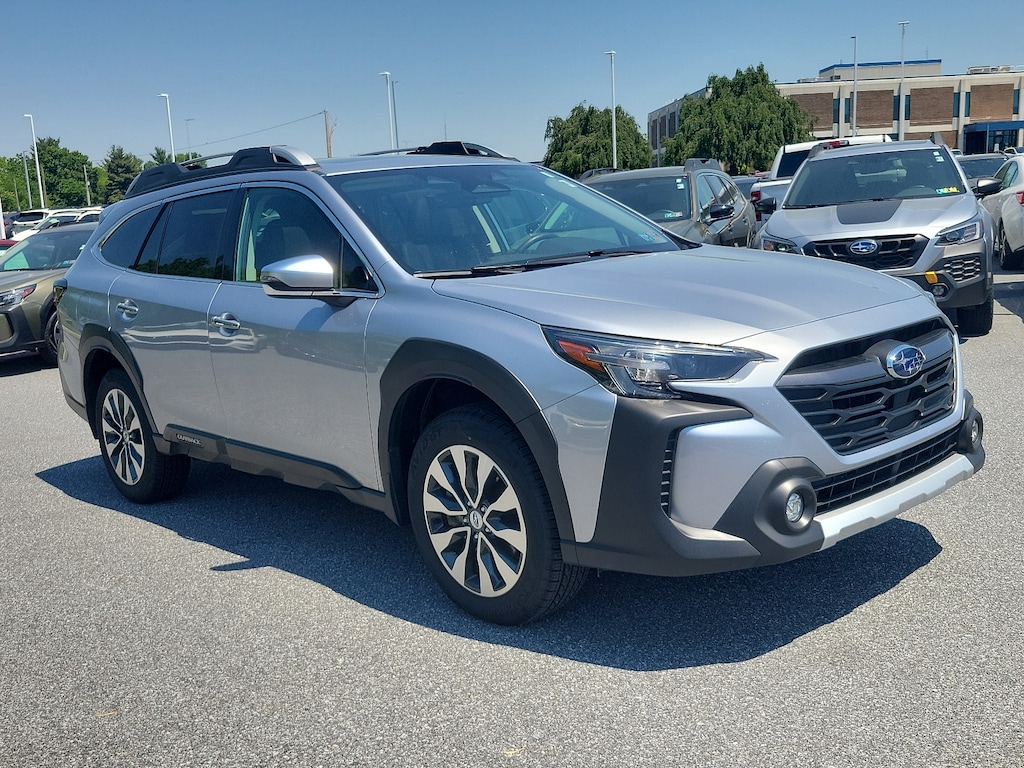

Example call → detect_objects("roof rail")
125 146 321 199
359 141 517 160
683 157 724 172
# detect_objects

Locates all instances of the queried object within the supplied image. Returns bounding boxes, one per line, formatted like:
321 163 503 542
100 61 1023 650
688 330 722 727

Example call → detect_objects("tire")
407 405 587 624
958 297 994 336
37 312 59 367
998 225 1024 270
95 370 190 503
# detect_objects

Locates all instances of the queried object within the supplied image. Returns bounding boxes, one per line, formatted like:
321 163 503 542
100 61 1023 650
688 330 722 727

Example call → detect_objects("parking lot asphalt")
1 273 1022 767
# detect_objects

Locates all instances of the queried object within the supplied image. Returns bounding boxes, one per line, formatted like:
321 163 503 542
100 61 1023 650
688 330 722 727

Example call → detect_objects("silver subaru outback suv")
55 144 984 624
756 140 1000 335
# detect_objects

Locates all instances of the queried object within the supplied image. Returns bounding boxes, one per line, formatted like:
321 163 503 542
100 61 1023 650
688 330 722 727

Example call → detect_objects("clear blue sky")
3 0 1021 166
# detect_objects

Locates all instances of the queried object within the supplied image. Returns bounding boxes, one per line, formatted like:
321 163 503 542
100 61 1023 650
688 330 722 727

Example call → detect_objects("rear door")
107 190 233 436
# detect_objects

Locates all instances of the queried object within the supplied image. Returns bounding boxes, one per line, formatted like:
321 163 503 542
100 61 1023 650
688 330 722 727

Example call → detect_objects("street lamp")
23 114 45 208
185 118 194 160
851 36 858 137
158 93 176 162
379 72 396 150
898 21 909 141
605 50 617 169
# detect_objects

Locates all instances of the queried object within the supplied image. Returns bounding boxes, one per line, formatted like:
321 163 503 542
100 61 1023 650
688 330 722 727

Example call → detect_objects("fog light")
785 492 804 523
773 478 816 533
931 283 948 298
957 411 983 453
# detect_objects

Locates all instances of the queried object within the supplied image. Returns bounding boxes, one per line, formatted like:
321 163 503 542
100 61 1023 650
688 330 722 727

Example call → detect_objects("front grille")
777 320 956 455
944 255 982 282
812 426 960 514
803 234 927 270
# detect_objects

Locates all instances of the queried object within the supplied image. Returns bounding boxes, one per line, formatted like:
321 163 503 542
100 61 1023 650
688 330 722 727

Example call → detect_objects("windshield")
328 163 677 274
786 148 965 207
957 156 1007 178
586 175 693 222
0 227 93 271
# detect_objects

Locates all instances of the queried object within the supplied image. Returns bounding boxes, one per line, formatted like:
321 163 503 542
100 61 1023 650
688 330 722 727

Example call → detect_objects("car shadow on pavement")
0 351 45 376
994 276 1024 323
38 457 941 672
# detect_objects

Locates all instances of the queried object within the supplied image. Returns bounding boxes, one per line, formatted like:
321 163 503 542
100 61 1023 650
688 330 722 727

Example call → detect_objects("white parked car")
980 155 1024 269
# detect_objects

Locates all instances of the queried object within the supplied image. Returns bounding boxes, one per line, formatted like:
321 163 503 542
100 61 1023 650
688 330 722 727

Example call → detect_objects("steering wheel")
514 232 560 252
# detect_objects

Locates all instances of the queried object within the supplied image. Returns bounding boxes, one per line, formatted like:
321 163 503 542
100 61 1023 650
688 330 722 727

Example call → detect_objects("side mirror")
706 203 734 221
260 255 337 297
755 197 778 215
971 177 1001 198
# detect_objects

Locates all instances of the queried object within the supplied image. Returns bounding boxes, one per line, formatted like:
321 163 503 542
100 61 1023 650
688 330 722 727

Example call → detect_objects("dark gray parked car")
583 161 757 247
56 146 983 623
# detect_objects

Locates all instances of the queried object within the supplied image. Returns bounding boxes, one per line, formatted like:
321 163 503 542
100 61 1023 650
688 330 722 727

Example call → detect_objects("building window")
833 98 840 124
966 92 971 117
953 92 960 118
1015 89 1020 115
844 97 851 124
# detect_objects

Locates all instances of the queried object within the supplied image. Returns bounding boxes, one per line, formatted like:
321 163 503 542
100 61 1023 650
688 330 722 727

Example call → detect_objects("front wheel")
958 297 994 336
95 370 191 503
998 225 1024 270
408 406 587 624
37 312 59 366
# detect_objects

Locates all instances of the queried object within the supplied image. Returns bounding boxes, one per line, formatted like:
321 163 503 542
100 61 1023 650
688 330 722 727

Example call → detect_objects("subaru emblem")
849 239 879 256
886 344 925 379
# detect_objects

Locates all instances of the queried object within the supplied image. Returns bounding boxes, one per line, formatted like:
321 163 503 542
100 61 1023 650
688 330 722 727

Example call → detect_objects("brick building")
649 61 1024 166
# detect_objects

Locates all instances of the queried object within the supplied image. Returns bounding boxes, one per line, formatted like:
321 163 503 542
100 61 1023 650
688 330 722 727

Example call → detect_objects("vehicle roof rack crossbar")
125 146 321 198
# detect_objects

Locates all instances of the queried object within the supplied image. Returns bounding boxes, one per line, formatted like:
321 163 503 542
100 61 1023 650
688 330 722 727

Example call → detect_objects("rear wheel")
408 405 587 624
95 370 190 503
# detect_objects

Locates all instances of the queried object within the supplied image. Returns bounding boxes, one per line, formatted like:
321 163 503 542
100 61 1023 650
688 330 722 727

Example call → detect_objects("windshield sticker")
936 186 961 194
639 231 660 242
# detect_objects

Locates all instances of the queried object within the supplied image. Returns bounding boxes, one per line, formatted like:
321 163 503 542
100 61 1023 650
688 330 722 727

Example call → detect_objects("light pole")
379 72 396 150
158 93 176 162
184 118 195 160
23 114 45 208
851 36 858 137
898 21 909 141
605 50 617 169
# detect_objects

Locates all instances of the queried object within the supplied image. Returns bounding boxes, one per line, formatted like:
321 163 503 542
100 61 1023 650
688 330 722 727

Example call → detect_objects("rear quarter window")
98 206 161 268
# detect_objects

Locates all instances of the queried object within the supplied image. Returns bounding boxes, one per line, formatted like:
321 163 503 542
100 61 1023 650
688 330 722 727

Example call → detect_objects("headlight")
544 327 767 398
760 234 801 253
0 284 35 308
937 217 982 246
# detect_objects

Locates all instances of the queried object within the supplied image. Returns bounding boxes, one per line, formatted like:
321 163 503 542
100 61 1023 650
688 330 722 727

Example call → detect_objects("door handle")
211 313 242 331
115 299 139 318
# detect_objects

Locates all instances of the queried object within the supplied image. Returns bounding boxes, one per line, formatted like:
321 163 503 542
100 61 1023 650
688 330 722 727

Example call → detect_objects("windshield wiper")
414 249 648 278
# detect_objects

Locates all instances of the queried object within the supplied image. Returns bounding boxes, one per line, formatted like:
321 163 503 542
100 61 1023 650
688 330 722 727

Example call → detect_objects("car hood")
430 247 926 346
766 194 979 241
0 268 62 291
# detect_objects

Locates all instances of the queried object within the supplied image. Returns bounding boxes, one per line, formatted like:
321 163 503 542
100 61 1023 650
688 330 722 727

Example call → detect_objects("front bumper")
563 395 983 577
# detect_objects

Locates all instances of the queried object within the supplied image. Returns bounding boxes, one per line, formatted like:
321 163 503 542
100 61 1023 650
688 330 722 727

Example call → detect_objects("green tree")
102 146 143 204
663 64 815 174
543 103 651 177
34 137 96 208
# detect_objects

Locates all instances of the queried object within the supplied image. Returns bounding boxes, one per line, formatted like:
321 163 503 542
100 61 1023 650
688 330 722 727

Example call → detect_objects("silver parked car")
980 154 1024 269
56 146 984 624
756 140 1000 335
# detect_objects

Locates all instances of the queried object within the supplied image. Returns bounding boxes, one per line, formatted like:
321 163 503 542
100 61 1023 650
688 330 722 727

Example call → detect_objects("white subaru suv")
55 144 984 624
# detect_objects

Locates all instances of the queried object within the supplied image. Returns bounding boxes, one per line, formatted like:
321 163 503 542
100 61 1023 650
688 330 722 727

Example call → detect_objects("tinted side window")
236 188 343 282
696 176 716 211
134 191 232 278
98 206 160 268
